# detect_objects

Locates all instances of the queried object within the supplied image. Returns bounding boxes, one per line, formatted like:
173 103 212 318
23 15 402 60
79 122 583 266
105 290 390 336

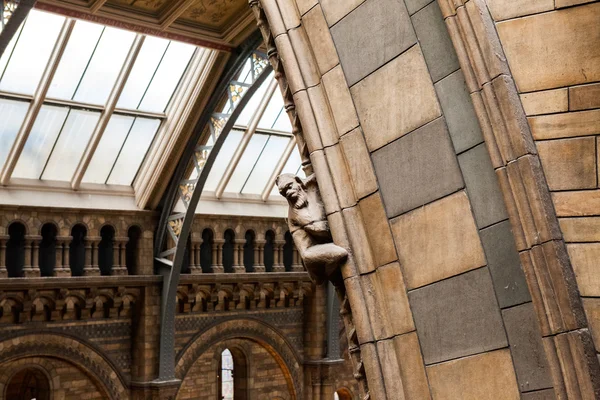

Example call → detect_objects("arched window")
264 230 275 272
126 226 141 275
39 223 57 277
283 231 294 272
98 225 115 276
6 222 26 277
223 230 235 273
5 367 51 400
218 348 248 400
200 228 213 273
181 236 191 274
243 230 255 273
70 224 87 276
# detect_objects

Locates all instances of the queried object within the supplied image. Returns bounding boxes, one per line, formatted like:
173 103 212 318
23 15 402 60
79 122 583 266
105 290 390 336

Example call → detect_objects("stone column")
213 239 224 273
23 236 40 277
0 235 8 277
234 239 245 273
113 237 128 275
273 240 285 272
55 236 71 276
292 248 304 272
255 239 266 272
190 240 202 274
84 237 100 276
32 238 40 275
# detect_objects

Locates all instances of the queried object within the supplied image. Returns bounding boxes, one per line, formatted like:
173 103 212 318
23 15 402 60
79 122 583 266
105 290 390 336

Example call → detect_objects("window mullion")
214 77 278 199
0 18 74 185
70 34 145 190
260 136 296 201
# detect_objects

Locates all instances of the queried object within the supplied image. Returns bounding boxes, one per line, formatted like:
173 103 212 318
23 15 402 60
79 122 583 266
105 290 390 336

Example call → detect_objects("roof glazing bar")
261 136 296 201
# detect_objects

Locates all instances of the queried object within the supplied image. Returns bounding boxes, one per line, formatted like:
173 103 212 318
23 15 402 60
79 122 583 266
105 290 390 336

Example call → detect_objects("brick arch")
0 358 57 398
0 332 128 400
175 318 301 400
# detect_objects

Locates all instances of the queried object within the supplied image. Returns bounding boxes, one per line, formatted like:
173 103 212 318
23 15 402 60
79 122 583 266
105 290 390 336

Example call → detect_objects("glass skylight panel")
42 110 100 181
204 130 243 192
0 23 22 81
271 109 292 132
241 135 290 194
82 114 135 184
72 26 136 105
106 117 161 186
257 93 284 130
137 41 196 113
117 36 169 110
13 105 69 179
46 20 104 100
235 73 273 127
0 99 28 170
0 10 64 95
224 133 269 193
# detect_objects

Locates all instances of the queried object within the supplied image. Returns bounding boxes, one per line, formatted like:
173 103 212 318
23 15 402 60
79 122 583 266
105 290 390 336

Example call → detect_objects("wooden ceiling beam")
90 0 107 13
159 0 196 30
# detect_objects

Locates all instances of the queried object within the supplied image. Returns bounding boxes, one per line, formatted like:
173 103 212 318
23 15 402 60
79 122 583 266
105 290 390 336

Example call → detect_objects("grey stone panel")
502 303 554 392
411 1 460 82
408 267 508 364
480 220 531 308
404 0 434 15
371 117 464 218
458 143 508 228
435 69 484 153
521 390 557 400
331 0 416 86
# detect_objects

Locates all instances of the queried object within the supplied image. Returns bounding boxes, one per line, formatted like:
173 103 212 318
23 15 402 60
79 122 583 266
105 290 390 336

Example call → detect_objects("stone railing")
176 272 312 313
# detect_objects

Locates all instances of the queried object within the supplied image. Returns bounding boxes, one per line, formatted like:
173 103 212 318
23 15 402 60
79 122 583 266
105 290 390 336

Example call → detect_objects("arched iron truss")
154 32 272 380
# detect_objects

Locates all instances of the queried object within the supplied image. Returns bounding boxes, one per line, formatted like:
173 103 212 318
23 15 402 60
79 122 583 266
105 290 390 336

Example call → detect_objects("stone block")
360 272 391 340
302 5 338 75
566 243 600 297
502 302 553 391
529 109 600 140
520 88 568 116
322 65 359 136
480 220 531 308
376 262 414 336
375 339 406 400
556 0 596 8
340 128 378 199
324 144 356 208
435 70 484 153
351 45 441 151
319 0 365 26
427 349 520 400
411 1 459 82
307 84 339 147
409 268 508 364
497 3 600 92
583 298 600 353
358 192 397 267
458 143 508 228
405 0 434 14
331 0 416 86
359 342 387 398
342 206 375 274
552 190 600 217
559 217 600 243
295 0 317 16
521 389 557 400
391 191 485 289
288 26 320 88
392 332 431 399
372 117 464 218
536 137 597 191
569 83 600 111
486 0 553 21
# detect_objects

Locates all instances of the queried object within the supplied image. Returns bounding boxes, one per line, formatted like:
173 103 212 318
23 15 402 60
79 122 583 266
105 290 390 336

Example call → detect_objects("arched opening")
223 230 235 273
39 223 57 277
126 226 141 275
6 222 26 277
181 236 191 274
334 388 353 400
200 228 213 273
5 367 51 400
69 224 87 277
243 230 255 273
98 225 115 276
218 348 248 400
264 230 275 273
283 231 293 272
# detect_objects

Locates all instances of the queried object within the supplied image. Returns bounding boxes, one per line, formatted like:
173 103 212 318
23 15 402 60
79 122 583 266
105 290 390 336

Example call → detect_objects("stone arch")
3 362 53 400
335 387 354 400
175 318 301 400
0 332 129 399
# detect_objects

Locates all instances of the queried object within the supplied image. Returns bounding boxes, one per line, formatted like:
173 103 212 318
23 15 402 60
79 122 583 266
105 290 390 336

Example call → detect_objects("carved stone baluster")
0 235 7 277
255 239 266 272
213 239 224 273
234 239 245 273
